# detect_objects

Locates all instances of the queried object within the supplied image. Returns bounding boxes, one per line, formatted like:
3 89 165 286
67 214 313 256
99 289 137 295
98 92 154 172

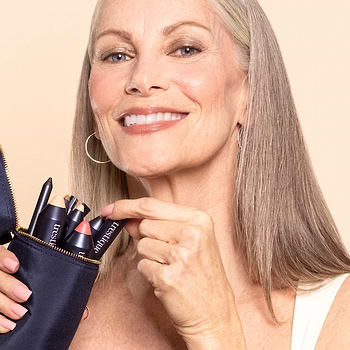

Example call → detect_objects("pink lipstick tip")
75 221 92 235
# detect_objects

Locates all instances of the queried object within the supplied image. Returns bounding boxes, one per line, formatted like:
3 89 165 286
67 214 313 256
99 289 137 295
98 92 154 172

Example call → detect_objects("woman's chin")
114 153 183 178
124 167 174 179
117 161 181 179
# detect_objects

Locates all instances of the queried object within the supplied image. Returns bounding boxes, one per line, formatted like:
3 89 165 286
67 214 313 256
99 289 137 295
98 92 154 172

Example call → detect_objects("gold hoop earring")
82 306 90 321
85 132 111 164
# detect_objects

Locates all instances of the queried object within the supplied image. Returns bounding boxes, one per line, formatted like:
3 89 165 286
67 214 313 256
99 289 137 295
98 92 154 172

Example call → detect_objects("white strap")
291 274 349 350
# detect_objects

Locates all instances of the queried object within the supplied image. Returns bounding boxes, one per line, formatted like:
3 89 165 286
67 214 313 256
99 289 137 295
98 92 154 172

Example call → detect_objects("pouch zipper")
15 229 101 265
0 144 20 231
0 145 100 266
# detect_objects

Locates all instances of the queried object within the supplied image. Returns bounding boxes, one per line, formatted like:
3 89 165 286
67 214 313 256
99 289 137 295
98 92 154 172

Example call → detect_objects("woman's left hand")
101 197 246 350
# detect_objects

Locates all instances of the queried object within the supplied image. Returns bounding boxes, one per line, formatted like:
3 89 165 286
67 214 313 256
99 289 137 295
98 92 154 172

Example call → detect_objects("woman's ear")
237 76 248 126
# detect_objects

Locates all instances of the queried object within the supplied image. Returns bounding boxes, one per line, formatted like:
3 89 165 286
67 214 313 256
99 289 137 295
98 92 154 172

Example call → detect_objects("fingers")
127 219 183 242
137 238 171 264
101 197 198 222
137 258 164 290
0 292 28 321
0 270 32 304
0 314 16 333
0 246 19 274
0 247 31 333
80 306 90 324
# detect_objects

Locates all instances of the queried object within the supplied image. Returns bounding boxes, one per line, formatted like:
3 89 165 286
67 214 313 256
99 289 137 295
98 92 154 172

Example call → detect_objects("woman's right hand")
0 246 32 333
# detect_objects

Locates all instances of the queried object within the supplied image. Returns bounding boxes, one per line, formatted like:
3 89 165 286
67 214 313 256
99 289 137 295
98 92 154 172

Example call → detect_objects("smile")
122 112 188 127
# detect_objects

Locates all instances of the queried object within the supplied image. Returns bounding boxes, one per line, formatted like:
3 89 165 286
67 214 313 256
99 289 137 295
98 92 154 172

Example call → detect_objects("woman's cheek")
88 68 124 118
172 61 223 107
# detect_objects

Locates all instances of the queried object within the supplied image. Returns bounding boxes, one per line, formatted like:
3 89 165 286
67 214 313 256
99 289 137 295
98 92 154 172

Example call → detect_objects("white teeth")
145 115 154 124
123 112 186 127
136 115 146 124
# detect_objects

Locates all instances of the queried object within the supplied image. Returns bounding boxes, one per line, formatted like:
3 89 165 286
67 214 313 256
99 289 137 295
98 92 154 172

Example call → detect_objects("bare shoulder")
316 274 350 349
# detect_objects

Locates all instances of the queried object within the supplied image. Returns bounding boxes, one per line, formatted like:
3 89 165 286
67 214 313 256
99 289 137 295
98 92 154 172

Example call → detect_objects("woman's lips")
120 119 185 135
118 111 189 135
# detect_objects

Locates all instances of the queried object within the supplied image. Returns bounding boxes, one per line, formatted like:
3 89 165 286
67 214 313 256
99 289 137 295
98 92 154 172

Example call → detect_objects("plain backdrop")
0 1 349 248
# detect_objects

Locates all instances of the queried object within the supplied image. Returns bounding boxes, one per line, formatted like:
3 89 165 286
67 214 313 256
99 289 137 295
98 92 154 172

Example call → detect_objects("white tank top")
291 273 349 350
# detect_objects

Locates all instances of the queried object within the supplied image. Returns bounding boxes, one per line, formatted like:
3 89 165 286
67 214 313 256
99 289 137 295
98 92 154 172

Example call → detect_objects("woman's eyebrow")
96 29 132 42
161 20 212 36
96 21 211 42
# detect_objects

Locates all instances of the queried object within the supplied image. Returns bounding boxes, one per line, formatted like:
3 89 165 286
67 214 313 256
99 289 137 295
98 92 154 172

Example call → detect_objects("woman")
1 0 350 348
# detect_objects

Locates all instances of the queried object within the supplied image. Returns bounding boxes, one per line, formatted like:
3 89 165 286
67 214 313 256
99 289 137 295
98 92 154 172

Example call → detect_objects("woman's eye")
103 52 131 63
173 46 201 57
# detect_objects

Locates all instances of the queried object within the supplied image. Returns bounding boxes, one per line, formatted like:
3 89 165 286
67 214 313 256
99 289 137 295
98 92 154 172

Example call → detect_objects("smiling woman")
1 0 350 349
67 0 350 348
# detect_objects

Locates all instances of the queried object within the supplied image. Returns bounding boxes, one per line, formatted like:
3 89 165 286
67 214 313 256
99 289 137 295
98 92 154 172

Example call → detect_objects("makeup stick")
89 216 104 237
64 195 70 213
63 221 95 258
33 195 68 245
60 204 85 245
82 203 91 217
28 177 53 235
93 219 128 259
67 195 78 215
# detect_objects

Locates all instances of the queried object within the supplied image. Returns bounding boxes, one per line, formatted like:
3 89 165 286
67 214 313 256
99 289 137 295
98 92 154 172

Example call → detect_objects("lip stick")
63 221 94 258
60 204 85 245
92 219 128 259
33 195 68 245
27 178 53 235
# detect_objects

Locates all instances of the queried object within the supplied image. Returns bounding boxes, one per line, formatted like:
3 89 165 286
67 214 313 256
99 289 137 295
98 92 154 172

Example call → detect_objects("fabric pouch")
0 145 100 350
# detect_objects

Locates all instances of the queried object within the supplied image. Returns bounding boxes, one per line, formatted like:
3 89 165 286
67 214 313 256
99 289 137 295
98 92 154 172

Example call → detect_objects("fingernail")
13 285 32 302
0 318 16 331
3 258 19 273
11 303 28 318
101 203 114 217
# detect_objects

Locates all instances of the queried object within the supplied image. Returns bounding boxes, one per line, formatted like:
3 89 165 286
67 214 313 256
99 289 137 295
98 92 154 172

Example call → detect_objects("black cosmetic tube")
64 195 70 213
63 229 94 258
59 208 85 246
28 178 53 235
92 219 128 259
34 204 68 245
82 203 91 217
89 216 104 237
67 196 78 215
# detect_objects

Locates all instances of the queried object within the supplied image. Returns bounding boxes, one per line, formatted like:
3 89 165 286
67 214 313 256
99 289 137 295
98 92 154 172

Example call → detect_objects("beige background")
0 1 349 248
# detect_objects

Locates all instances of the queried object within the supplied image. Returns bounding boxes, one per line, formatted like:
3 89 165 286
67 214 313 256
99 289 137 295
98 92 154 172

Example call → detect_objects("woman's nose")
125 58 169 97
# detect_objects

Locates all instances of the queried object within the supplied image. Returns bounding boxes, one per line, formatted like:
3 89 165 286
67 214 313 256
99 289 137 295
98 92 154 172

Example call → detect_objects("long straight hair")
70 0 350 321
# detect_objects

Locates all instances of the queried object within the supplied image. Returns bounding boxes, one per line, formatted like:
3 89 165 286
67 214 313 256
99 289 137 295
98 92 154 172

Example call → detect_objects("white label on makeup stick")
49 224 61 245
94 222 120 253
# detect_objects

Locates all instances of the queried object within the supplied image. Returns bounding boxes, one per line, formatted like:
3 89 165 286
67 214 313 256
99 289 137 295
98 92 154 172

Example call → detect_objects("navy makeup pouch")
0 145 100 350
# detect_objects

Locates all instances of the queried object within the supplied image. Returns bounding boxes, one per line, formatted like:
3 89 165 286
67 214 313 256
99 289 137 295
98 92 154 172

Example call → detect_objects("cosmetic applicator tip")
75 221 92 235
49 195 66 208
76 204 85 212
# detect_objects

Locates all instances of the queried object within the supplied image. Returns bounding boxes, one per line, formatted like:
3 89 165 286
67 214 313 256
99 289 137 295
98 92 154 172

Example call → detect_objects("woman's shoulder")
316 274 350 349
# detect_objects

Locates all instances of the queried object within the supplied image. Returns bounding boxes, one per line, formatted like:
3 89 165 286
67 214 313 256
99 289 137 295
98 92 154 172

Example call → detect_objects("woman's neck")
126 143 253 301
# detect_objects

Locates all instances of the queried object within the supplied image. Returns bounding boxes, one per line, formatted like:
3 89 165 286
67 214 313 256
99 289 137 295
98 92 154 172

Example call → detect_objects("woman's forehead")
97 0 220 33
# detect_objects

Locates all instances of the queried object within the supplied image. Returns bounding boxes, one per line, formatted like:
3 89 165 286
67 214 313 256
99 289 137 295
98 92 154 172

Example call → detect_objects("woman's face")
89 0 246 178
